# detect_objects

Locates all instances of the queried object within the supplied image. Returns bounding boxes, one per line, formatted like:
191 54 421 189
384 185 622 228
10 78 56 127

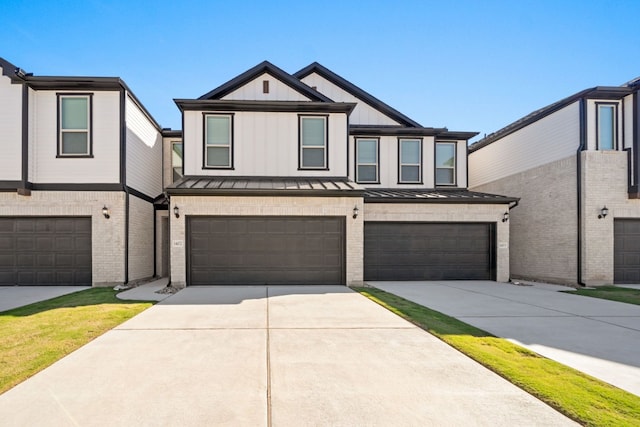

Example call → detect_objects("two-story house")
165 61 517 287
0 58 163 286
469 79 640 286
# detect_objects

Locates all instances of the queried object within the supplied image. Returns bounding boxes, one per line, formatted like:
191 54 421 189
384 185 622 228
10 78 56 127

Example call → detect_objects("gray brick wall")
128 194 154 282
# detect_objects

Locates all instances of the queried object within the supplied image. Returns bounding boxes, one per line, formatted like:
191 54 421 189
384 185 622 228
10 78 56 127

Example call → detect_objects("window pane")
61 132 88 154
206 116 230 145
302 117 325 146
358 165 377 182
599 106 614 150
206 146 230 167
401 165 420 182
61 97 88 130
436 168 455 185
401 140 420 163
357 139 377 163
302 147 325 167
172 143 183 168
436 144 455 167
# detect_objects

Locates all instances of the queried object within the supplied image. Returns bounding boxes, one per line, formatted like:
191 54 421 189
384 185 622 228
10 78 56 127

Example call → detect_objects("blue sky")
2 0 639 141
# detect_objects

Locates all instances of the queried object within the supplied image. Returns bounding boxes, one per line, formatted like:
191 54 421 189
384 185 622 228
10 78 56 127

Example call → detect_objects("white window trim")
204 114 233 169
435 142 457 186
299 115 328 170
398 138 422 183
355 138 379 183
58 94 91 157
596 103 617 151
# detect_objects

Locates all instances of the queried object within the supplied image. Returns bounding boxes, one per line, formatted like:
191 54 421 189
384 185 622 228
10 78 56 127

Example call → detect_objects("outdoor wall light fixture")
102 206 110 219
598 206 609 219
353 206 359 219
502 211 509 222
174 206 180 218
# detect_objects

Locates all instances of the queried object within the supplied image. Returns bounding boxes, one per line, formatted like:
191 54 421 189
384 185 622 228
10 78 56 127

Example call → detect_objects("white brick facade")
169 196 364 288
0 191 126 286
364 203 511 282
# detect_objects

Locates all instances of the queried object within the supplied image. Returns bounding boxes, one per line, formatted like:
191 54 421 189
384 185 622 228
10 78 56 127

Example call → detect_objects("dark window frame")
202 113 235 170
397 137 423 184
56 93 94 158
355 137 380 184
434 141 457 187
298 114 329 170
595 102 618 151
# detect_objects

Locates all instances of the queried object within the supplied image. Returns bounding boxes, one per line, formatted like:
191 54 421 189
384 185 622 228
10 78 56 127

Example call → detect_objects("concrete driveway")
372 281 640 396
0 286 575 426
0 286 90 312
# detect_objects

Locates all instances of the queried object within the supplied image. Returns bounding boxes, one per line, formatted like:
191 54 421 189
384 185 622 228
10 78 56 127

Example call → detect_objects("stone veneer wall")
0 191 126 286
471 155 578 285
169 195 364 288
364 202 511 282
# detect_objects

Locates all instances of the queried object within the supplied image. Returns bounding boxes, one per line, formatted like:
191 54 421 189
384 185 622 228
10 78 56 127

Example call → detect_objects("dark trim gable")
294 62 423 128
198 61 334 102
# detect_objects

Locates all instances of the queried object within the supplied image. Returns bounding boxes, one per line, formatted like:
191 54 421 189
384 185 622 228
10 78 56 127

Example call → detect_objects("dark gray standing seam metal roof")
364 188 519 204
166 176 364 197
469 86 634 153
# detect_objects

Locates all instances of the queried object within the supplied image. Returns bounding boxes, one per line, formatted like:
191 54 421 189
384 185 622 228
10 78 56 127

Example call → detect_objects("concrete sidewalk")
372 281 640 396
0 286 90 312
0 286 576 426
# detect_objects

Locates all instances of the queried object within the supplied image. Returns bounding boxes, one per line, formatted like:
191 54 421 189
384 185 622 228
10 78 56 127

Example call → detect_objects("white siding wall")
623 95 634 150
31 90 120 183
349 136 469 188
586 99 624 151
222 73 310 101
301 73 401 126
0 72 23 181
183 110 348 177
469 101 581 187
126 95 162 197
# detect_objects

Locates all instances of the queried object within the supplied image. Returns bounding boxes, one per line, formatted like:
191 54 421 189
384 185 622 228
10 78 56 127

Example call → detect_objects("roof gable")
199 61 333 102
294 62 422 127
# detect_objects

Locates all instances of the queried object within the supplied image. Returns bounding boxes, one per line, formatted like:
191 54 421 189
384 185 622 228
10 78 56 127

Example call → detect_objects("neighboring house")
0 58 163 286
469 79 640 285
165 61 517 287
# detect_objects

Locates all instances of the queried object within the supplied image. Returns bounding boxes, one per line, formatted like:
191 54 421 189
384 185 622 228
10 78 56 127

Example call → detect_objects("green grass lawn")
0 288 153 394
356 287 640 427
562 286 640 306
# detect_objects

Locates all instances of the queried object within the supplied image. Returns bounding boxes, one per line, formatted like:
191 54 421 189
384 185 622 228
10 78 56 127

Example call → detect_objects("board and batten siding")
348 136 468 188
221 72 311 101
469 101 581 188
0 70 23 181
300 73 401 126
30 90 120 184
125 95 162 198
183 110 348 177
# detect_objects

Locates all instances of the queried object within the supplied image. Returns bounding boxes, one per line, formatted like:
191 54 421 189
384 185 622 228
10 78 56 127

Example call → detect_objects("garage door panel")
188 216 344 285
364 222 494 281
614 219 640 284
0 217 91 286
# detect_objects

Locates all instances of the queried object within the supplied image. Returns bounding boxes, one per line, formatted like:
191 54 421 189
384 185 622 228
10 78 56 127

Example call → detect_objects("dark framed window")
172 141 183 181
435 142 456 186
356 138 379 183
57 94 92 157
398 138 422 183
596 103 617 151
299 115 328 169
204 114 233 168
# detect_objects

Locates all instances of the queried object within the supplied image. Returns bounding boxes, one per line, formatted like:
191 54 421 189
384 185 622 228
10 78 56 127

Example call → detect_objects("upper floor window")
204 114 233 168
299 116 327 169
58 94 92 157
435 142 456 186
356 138 379 183
172 141 183 181
398 138 422 183
597 103 617 150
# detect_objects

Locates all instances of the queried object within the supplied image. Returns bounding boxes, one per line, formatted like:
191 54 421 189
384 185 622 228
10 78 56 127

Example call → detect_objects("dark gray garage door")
614 219 640 283
365 222 495 281
188 216 345 285
0 217 92 286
